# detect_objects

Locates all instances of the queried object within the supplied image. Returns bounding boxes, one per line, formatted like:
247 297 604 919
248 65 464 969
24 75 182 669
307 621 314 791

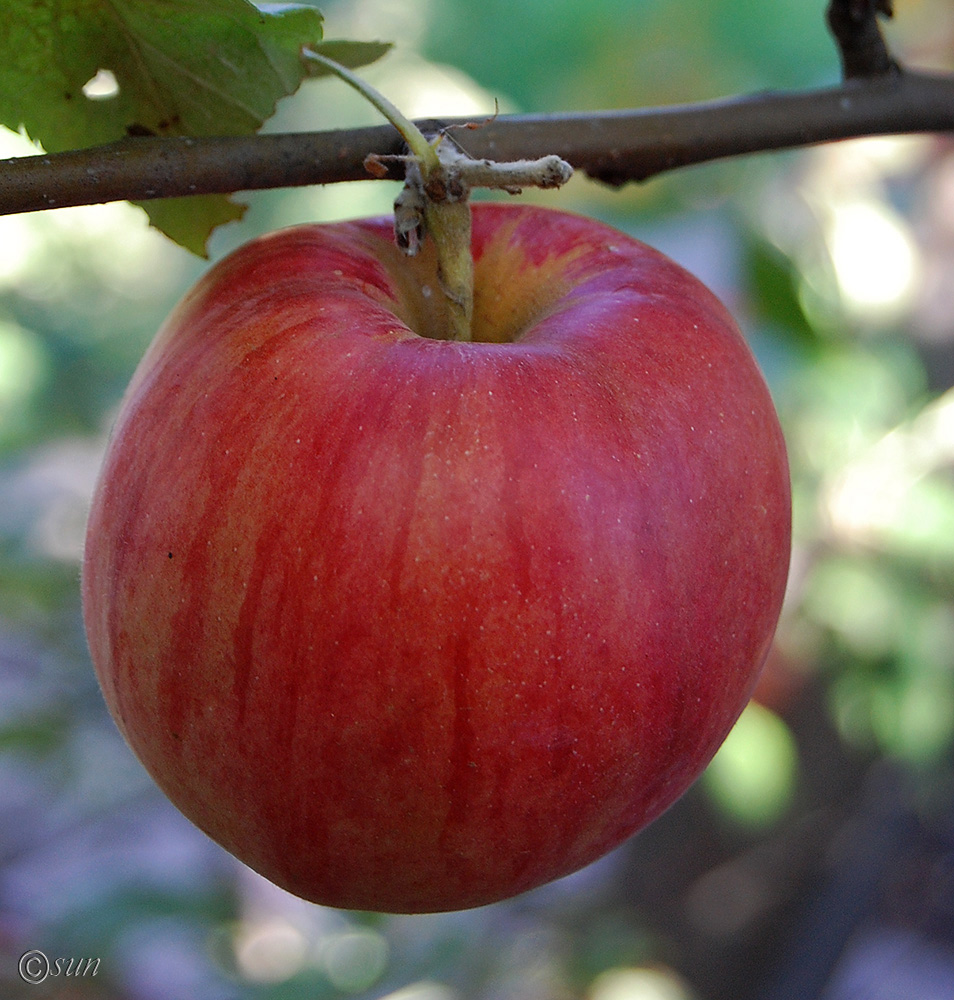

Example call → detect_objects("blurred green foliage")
422 0 835 111
3 1 954 998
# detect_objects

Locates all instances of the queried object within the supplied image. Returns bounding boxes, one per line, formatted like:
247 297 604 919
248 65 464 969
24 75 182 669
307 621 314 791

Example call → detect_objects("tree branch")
1 69 952 217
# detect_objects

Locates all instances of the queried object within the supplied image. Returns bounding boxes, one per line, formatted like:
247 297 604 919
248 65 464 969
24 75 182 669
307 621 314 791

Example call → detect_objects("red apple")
82 203 790 913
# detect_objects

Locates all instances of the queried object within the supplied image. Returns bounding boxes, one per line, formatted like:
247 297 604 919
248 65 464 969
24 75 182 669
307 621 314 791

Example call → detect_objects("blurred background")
3 0 954 997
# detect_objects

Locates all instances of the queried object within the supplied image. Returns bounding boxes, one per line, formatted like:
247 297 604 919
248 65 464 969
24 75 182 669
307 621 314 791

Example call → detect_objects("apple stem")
303 50 439 173
303 50 573 342
305 49 473 339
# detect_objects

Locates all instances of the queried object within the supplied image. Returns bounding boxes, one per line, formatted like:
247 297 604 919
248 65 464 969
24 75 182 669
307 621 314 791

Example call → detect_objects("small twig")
432 144 573 195
826 0 898 79
378 143 573 201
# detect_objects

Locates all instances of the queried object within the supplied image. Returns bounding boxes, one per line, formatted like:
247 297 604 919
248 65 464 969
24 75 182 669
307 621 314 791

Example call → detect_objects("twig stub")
826 0 899 79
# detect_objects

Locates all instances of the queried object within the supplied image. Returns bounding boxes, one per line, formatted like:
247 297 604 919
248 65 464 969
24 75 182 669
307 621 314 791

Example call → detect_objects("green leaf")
745 236 821 350
134 194 248 258
0 0 324 250
303 39 394 78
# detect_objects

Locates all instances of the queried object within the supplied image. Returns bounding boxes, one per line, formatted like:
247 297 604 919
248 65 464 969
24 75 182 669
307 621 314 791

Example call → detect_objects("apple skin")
82 203 790 913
